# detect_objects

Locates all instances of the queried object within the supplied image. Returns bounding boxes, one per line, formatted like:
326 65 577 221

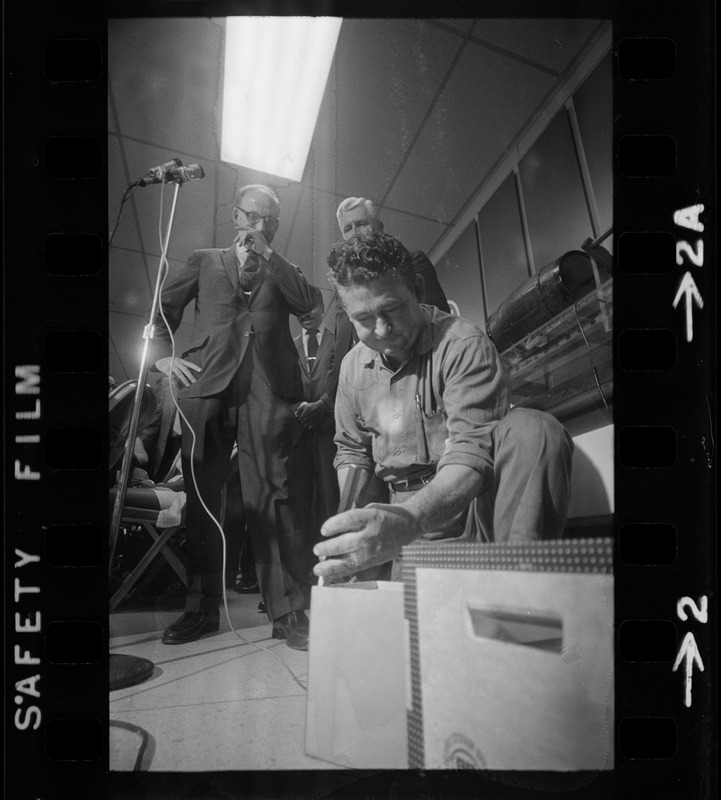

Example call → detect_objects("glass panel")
519 110 594 271
501 278 613 421
478 174 530 316
434 223 485 329
573 52 613 241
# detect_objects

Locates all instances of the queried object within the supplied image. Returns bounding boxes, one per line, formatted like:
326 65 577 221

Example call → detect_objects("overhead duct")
486 248 611 353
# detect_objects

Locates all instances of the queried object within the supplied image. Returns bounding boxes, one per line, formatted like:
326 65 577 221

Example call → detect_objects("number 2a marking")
677 595 708 623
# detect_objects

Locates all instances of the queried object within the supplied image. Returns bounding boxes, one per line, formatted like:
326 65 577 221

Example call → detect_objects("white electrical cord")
153 183 307 691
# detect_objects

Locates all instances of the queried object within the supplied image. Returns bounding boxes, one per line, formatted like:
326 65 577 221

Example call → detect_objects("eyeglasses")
238 207 279 227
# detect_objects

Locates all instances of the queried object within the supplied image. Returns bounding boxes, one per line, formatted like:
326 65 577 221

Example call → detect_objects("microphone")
172 164 205 184
137 158 183 186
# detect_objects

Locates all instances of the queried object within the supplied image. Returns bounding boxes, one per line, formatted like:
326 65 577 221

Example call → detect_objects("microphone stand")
109 177 183 581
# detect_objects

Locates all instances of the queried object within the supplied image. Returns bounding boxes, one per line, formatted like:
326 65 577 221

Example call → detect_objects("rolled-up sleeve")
333 358 375 472
435 331 510 489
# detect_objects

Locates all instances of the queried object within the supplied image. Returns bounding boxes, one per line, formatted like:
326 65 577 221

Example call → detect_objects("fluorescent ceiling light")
221 16 342 182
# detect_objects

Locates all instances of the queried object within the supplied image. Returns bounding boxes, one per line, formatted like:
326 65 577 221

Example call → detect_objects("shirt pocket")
355 412 393 465
415 406 448 464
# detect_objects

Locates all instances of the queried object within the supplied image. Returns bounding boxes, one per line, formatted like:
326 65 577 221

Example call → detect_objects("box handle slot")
466 605 563 653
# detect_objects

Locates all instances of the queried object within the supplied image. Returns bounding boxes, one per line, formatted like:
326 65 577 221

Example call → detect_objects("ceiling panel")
109 248 152 315
283 184 316 284
379 207 450 256
109 351 130 383
436 19 477 35
215 161 244 233
470 19 602 74
269 180 305 258
108 133 142 253
214 218 237 253
332 19 462 199
384 40 556 222
308 186 342 288
306 71 338 195
110 311 147 358
108 17 223 159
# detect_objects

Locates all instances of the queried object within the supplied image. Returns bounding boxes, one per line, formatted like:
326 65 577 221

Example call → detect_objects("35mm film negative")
3 0 715 798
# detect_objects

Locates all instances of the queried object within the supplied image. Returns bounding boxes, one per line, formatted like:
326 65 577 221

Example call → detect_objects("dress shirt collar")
303 324 325 339
236 242 250 268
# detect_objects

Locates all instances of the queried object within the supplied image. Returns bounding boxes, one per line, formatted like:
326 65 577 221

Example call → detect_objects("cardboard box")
403 539 614 771
305 581 408 769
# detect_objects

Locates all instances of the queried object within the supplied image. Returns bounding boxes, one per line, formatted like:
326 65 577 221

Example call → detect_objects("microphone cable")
109 182 140 248
154 181 307 691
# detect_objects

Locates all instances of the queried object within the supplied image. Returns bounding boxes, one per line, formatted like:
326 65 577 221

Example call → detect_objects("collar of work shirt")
359 307 435 373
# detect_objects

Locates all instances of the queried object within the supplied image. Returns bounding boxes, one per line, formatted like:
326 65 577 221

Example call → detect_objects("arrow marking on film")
672 631 705 707
672 272 704 342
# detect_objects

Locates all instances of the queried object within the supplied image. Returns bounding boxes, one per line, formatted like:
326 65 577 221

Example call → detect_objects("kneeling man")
314 232 573 582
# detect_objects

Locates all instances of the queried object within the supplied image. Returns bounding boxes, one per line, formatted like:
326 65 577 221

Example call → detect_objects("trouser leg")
311 429 341 543
237 364 311 621
472 407 574 542
179 395 235 613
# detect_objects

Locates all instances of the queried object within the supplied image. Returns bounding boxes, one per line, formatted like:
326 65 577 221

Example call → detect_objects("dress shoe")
233 569 259 593
271 610 309 651
161 611 220 644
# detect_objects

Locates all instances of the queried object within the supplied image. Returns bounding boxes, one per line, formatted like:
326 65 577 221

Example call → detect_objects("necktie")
239 251 261 293
306 329 319 371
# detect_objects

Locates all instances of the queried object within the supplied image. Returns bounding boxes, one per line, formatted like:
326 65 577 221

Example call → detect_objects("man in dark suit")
153 183 322 650
292 299 340 554
327 197 451 403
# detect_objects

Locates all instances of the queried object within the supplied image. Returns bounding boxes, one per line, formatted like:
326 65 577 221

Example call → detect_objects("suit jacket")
411 250 450 314
294 327 335 406
154 246 321 400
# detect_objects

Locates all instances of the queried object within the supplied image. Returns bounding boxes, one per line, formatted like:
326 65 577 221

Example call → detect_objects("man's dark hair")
327 232 415 290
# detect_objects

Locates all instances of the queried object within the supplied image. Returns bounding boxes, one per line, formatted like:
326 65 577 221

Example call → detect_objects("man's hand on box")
313 504 418 580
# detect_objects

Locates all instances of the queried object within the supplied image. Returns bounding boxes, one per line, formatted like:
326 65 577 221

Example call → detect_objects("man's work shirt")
333 306 511 491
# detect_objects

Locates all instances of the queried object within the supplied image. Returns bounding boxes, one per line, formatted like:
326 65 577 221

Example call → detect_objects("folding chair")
109 463 188 611
109 381 188 611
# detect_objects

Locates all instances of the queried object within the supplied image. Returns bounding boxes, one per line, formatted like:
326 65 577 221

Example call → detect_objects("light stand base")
109 654 155 691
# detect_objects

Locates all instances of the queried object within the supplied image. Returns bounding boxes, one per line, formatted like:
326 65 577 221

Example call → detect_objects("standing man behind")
327 197 451 403
314 232 573 583
153 183 321 650
292 299 340 555
336 197 449 312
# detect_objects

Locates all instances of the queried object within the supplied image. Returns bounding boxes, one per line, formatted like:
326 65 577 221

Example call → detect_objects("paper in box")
305 581 408 769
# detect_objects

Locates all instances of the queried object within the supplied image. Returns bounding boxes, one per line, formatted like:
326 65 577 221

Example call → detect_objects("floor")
109 587 340 772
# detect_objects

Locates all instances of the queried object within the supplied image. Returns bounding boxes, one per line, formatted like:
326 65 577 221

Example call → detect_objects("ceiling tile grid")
435 19 477 35
469 19 601 75
108 132 142 253
384 38 557 223
379 206 450 256
109 247 152 315
332 19 462 199
281 184 317 285
109 351 130 383
109 18 224 159
110 311 148 358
